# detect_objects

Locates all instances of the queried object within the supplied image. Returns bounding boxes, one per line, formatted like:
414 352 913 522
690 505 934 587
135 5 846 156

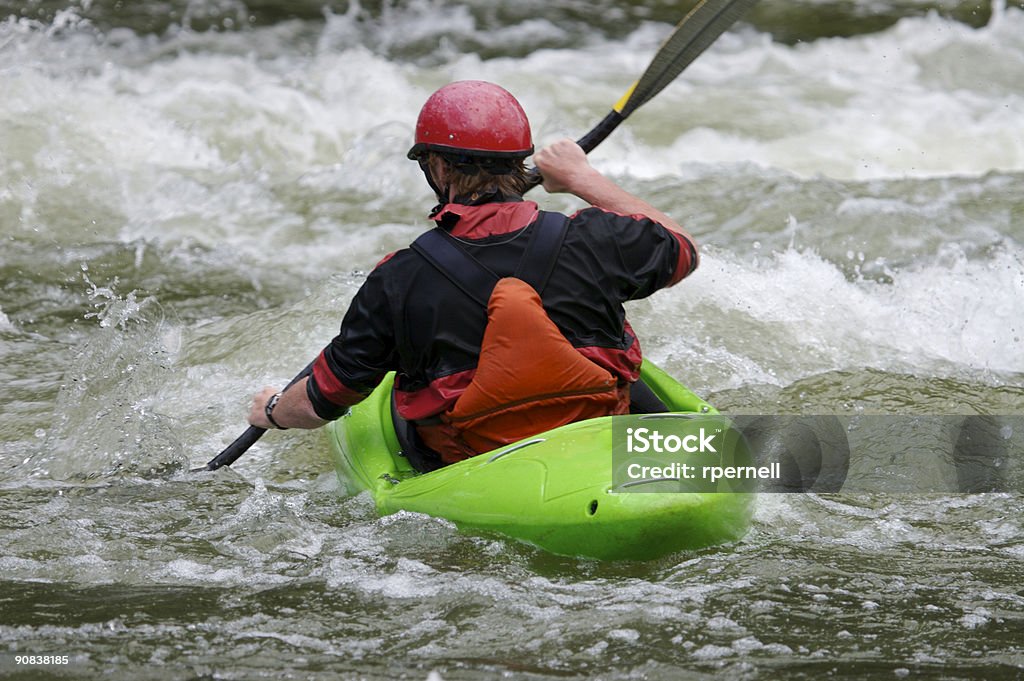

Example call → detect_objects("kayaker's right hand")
533 140 696 268
247 378 329 431
533 138 601 195
248 386 280 429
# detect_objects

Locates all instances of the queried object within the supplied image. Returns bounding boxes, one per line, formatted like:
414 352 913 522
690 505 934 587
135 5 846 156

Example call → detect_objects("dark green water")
1 0 1022 678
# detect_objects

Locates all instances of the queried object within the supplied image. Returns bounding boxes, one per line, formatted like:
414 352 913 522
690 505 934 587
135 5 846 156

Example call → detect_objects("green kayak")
326 361 754 561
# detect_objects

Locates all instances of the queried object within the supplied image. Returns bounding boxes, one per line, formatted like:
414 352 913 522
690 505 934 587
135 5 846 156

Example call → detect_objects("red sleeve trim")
311 350 365 407
374 251 398 268
666 231 698 287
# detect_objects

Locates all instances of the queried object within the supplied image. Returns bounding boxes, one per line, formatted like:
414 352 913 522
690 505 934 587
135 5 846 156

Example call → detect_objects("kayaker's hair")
428 152 531 200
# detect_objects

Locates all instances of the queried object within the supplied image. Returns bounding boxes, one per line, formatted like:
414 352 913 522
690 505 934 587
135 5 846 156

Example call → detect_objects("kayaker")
248 80 699 470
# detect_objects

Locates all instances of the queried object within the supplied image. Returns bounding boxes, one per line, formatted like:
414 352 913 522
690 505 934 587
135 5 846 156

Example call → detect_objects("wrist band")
264 392 288 430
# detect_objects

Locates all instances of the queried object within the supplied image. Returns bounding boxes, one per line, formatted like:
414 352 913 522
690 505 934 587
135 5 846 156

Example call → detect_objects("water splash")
30 275 188 480
83 271 147 330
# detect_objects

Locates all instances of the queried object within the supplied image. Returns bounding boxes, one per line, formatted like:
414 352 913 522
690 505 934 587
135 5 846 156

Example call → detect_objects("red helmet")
407 81 533 160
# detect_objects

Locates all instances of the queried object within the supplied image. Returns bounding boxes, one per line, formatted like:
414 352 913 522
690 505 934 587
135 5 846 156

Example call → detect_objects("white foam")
642 240 1024 390
3 9 1020 262
524 11 1024 180
3 7 1020 443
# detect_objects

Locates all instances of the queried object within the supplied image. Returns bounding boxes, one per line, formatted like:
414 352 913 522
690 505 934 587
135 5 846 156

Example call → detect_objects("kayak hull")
326 362 753 561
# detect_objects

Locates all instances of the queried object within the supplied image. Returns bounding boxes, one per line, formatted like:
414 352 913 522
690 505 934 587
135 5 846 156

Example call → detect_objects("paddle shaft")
195 361 314 472
201 0 756 471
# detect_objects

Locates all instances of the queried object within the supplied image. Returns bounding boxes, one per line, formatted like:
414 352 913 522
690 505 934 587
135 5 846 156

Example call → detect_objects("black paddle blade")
529 0 758 183
620 0 760 118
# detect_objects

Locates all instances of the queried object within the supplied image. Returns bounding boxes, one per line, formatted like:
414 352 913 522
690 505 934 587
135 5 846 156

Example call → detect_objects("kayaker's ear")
415 153 451 205
427 156 449 187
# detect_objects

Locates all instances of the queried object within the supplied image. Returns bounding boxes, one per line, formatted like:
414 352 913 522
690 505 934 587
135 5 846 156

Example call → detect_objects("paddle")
192 360 314 472
529 0 759 187
197 0 756 472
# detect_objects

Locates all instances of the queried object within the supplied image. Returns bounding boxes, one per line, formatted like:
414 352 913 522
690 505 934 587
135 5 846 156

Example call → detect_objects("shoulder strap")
410 229 498 308
410 210 570 307
515 211 570 294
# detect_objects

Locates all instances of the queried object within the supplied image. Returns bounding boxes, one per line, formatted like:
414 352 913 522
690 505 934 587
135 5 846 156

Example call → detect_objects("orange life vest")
411 212 629 463
442 277 626 455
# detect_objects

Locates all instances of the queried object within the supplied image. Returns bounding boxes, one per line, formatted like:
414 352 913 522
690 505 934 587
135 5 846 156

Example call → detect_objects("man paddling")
248 80 699 470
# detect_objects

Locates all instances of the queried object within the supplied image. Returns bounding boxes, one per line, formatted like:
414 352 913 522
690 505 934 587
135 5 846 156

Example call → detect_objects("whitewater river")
1 0 1022 678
